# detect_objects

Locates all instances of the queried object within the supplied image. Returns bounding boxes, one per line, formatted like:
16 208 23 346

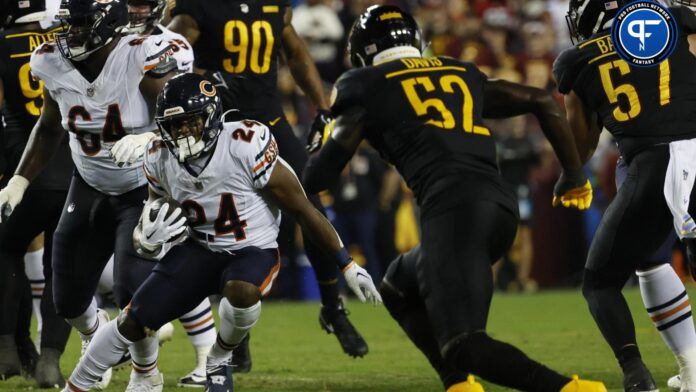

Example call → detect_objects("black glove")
306 110 333 154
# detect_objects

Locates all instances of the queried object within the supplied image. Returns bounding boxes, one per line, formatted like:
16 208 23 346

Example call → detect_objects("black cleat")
0 335 21 380
231 334 251 374
16 337 39 379
205 360 233 392
319 300 368 358
35 348 65 388
622 359 659 392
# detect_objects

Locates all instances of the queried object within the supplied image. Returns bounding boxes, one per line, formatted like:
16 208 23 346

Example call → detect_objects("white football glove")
0 175 29 223
110 132 156 166
140 203 188 251
343 262 382 305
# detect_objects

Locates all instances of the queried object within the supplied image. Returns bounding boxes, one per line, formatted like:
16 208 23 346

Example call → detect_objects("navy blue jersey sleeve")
553 47 581 94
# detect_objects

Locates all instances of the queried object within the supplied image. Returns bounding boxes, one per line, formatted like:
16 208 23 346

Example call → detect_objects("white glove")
140 203 187 251
110 132 156 166
343 261 382 305
0 175 29 223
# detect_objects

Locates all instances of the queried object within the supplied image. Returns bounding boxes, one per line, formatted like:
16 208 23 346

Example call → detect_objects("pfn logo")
611 1 677 67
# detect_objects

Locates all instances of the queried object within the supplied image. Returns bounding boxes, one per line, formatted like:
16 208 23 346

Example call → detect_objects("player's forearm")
303 139 351 193
15 124 66 182
532 92 584 172
287 50 329 110
295 207 351 270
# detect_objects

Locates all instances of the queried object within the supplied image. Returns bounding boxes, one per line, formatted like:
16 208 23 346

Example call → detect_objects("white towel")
664 139 696 239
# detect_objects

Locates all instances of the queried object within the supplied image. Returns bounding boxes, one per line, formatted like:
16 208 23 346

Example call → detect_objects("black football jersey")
553 6 696 160
0 24 60 132
332 56 517 219
171 0 288 119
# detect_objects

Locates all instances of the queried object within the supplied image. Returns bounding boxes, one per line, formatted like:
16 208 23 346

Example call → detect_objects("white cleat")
177 370 206 388
82 309 112 391
158 322 175 346
669 375 681 392
126 370 164 392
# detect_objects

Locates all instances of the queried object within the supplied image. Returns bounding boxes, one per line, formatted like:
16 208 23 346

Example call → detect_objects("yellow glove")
552 170 593 211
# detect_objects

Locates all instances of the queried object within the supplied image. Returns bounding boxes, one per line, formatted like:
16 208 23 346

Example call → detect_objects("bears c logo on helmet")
199 80 216 97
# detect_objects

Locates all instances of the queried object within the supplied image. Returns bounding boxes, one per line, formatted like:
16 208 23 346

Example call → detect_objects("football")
148 196 188 243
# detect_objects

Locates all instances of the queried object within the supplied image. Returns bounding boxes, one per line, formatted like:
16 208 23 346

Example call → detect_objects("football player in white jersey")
0 0 190 390
121 1 217 387
62 73 381 392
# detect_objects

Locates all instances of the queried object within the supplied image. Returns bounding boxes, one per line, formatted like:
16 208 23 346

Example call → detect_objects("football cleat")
178 371 206 388
669 375 680 392
622 360 658 392
35 348 65 388
205 359 233 392
447 375 485 392
125 370 164 392
560 375 607 392
231 334 251 374
0 335 21 380
319 300 368 358
16 335 39 379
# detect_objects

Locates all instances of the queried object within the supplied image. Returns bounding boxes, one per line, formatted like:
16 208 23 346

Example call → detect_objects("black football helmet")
124 0 166 34
55 0 127 61
347 5 423 68
566 0 627 44
156 73 223 162
1 0 47 28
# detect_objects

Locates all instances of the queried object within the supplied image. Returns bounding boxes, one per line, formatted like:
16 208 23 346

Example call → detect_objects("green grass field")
0 288 688 391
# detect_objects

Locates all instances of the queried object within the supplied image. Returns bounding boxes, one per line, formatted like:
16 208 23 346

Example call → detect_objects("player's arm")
167 13 200 45
0 87 65 220
303 106 366 193
482 79 593 210
281 6 329 111
0 78 5 183
111 68 177 166
564 91 601 164
263 159 381 304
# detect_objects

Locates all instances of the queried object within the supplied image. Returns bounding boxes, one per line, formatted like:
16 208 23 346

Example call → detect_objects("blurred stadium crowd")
274 0 689 297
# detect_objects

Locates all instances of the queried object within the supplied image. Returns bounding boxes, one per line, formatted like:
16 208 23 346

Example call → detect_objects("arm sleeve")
330 69 368 117
552 47 580 95
170 0 203 21
235 121 280 189
673 5 696 34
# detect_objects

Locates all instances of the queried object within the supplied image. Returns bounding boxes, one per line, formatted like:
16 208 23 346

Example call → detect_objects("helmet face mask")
55 0 127 61
156 74 223 163
125 0 166 34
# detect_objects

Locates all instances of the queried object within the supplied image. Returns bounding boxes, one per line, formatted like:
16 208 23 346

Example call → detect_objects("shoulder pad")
553 47 583 95
331 68 371 117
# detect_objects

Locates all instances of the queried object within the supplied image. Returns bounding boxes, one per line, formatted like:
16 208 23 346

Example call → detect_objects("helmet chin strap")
70 36 115 62
373 46 422 66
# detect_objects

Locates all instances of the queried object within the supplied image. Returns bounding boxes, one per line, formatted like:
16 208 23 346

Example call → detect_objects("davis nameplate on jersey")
611 0 678 67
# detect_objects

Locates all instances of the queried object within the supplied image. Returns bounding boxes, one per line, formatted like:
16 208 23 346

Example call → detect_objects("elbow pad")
302 138 353 194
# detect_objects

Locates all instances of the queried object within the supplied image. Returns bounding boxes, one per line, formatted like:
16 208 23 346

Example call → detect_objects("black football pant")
381 201 570 391
0 187 71 353
52 174 153 318
582 146 696 364
266 116 340 304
